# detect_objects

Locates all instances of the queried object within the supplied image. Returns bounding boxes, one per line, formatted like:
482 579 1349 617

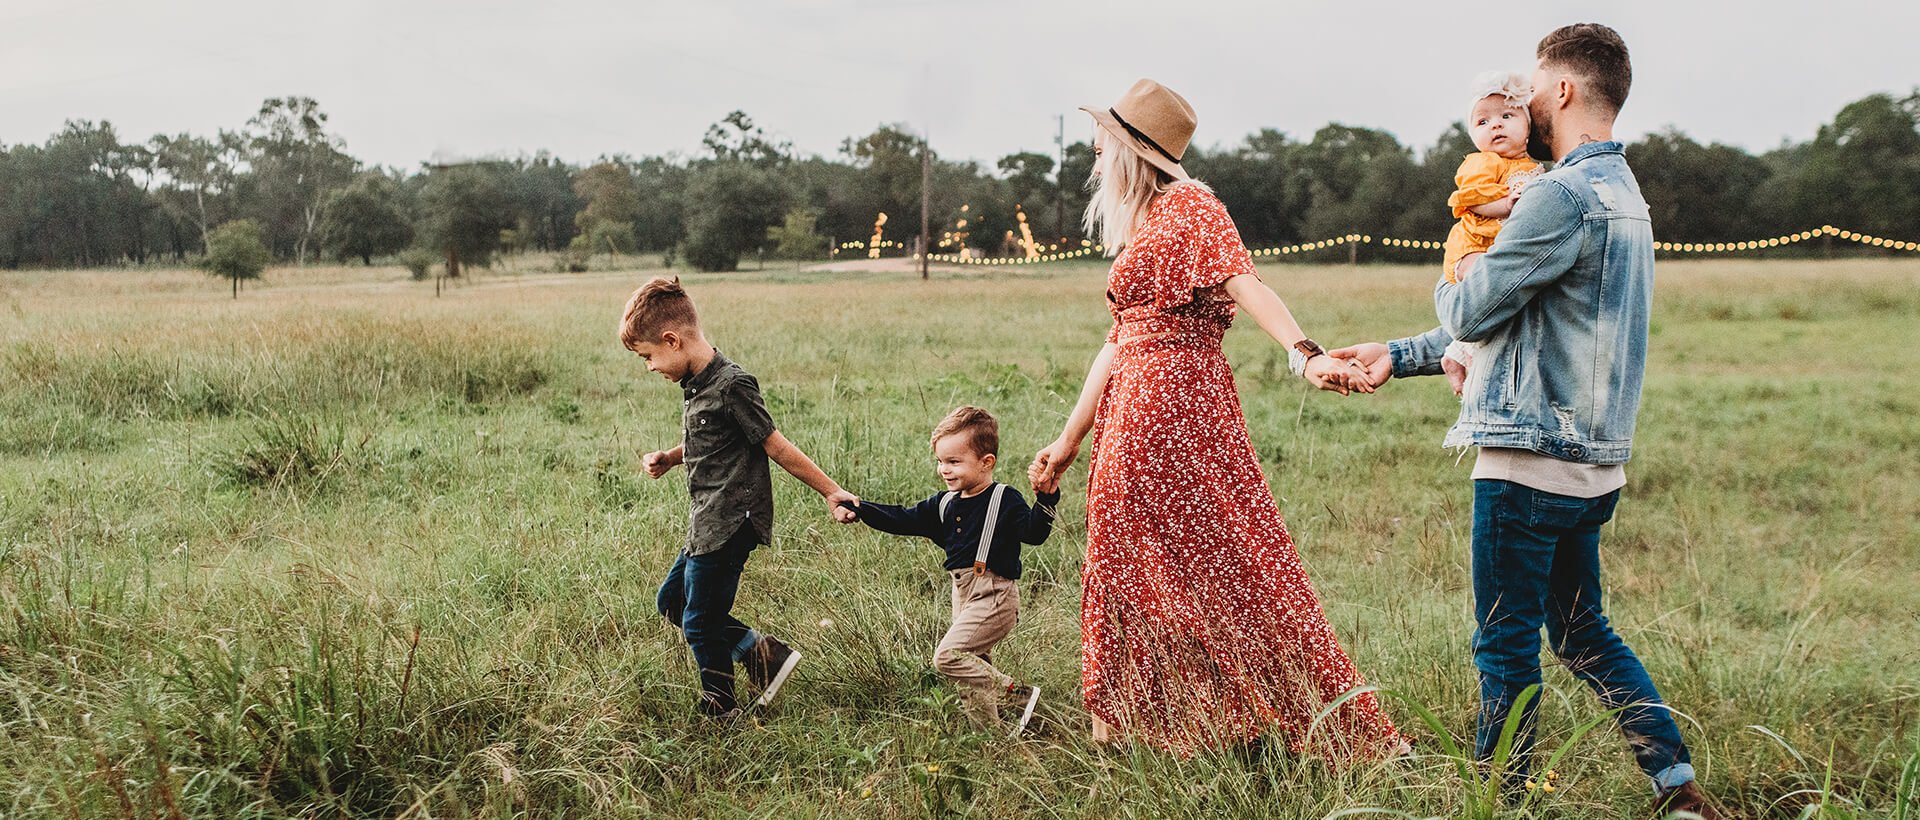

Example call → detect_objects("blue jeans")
1471 480 1693 788
657 523 763 713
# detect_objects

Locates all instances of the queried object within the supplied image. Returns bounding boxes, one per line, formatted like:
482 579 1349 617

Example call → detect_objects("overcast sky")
5 0 1916 170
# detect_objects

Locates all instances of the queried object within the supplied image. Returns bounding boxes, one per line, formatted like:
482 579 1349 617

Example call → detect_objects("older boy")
620 276 859 717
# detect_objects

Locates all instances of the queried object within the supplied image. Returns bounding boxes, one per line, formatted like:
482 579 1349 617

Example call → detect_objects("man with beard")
1331 23 1718 818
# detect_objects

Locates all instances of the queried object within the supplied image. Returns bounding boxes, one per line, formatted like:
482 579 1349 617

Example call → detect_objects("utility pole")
1055 114 1066 247
920 133 932 280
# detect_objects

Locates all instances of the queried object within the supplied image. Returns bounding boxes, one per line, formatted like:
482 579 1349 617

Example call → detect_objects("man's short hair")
1537 23 1632 114
618 277 700 348
931 405 999 458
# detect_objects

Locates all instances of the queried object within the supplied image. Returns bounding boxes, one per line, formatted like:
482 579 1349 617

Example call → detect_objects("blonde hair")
617 276 700 349
1082 137 1210 254
930 405 998 458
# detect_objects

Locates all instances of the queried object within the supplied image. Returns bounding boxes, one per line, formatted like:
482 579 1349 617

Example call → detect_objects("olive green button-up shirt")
680 351 776 554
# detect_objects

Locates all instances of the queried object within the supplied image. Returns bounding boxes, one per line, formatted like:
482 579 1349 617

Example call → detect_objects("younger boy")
620 276 860 717
839 406 1059 734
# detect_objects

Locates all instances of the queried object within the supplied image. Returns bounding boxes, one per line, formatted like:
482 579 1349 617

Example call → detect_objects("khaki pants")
933 569 1019 726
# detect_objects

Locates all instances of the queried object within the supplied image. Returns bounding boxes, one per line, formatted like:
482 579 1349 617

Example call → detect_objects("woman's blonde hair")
1081 136 1210 255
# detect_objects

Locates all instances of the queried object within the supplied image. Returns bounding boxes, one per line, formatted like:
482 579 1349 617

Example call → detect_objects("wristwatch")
1288 338 1325 377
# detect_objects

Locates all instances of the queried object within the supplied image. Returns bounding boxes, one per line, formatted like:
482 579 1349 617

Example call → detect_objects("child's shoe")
744 635 802 708
1650 782 1720 819
1004 682 1041 736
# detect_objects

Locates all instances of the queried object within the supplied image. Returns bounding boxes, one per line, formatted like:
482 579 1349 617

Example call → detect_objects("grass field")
1 256 1917 818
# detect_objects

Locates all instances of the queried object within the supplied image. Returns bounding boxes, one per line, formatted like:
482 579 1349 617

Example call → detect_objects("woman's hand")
1029 436 1081 488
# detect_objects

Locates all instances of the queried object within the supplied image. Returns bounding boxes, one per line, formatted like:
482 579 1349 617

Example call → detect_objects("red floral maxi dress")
1082 183 1401 760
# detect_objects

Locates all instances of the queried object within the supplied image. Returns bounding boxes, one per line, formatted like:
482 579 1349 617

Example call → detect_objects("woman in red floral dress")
1029 80 1404 760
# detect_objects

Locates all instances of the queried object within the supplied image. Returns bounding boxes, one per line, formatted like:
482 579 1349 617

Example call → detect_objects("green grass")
0 257 1917 818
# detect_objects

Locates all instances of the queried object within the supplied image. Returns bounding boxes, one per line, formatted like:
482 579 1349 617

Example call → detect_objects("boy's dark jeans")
657 522 762 714
1471 479 1693 786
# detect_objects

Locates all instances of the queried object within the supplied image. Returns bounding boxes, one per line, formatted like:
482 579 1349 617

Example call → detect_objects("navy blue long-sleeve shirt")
851 483 1059 580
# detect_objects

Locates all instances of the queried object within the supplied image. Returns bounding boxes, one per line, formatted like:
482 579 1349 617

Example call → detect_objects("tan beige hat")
1081 78 1195 181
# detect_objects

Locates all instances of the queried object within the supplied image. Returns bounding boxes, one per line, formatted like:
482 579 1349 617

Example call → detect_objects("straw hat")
1081 79 1194 181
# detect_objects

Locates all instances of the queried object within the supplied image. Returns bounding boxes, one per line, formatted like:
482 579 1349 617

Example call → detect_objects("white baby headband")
1469 71 1532 108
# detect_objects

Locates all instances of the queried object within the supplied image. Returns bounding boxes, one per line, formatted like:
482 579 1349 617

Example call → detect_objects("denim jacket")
1389 141 1652 465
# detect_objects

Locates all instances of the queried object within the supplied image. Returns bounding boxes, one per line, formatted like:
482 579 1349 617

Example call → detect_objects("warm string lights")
842 221 1915 265
1015 206 1040 259
1654 225 1920 253
866 213 888 259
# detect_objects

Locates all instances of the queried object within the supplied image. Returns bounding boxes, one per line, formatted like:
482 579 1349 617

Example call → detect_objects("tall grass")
0 257 1916 817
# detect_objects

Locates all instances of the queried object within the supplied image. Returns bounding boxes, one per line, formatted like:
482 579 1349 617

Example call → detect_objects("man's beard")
1528 106 1556 162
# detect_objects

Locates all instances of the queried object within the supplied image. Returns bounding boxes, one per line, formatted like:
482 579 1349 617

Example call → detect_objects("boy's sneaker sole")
1009 685 1041 737
753 648 802 708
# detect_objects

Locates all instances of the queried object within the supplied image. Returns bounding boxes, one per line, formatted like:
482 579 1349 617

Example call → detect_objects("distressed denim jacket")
1389 141 1652 465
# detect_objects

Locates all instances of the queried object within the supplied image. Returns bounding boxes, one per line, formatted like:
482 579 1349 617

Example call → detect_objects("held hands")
1027 437 1079 491
1326 342 1393 391
640 449 682 478
1031 467 1062 495
1304 354 1374 395
826 489 860 523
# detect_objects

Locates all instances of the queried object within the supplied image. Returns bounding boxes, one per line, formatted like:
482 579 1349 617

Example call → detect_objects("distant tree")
1630 127 1772 243
504 152 582 251
1058 141 1095 241
150 133 239 253
841 125 924 223
633 156 690 251
767 208 827 259
1389 124 1478 243
573 160 642 254
1778 93 1920 240
1 121 158 268
1294 124 1416 243
703 111 790 168
569 219 635 260
319 172 412 264
242 97 357 264
416 164 514 277
997 151 1057 235
1187 129 1302 246
202 219 272 298
681 162 789 271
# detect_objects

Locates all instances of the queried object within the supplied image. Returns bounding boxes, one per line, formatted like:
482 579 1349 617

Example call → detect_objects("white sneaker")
750 640 802 708
1007 684 1041 737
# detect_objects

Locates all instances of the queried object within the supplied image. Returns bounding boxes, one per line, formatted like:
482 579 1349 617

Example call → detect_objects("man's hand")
1327 342 1393 390
826 489 860 523
641 449 682 478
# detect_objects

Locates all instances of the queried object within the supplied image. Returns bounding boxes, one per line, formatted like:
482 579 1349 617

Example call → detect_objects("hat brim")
1081 106 1190 181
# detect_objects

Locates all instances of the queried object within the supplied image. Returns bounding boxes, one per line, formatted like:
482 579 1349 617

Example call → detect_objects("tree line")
3 91 1916 276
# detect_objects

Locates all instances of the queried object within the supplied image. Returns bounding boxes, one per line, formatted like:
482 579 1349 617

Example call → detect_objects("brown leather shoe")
1651 782 1721 819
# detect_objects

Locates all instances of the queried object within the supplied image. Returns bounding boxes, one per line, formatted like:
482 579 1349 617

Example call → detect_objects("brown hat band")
1109 108 1182 165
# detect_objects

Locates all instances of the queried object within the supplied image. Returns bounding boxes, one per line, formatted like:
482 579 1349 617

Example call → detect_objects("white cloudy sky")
4 0 1915 169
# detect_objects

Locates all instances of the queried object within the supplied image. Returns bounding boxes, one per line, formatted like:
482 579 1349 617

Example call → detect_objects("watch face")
1295 339 1325 356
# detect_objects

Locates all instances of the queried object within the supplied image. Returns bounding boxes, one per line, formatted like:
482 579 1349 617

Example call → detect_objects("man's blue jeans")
657 523 763 714
1471 480 1693 788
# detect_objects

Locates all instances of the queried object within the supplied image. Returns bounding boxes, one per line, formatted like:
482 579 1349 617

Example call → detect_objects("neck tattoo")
1578 134 1599 146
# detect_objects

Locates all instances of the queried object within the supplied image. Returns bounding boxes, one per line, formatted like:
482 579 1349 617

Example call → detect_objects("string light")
1653 224 1919 253
854 222 1919 266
